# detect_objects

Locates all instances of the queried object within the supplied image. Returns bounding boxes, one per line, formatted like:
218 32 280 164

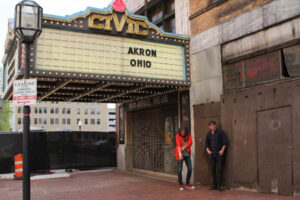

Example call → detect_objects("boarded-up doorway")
257 106 293 195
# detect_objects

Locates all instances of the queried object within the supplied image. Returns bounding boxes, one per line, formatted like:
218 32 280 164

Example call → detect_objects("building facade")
121 0 300 196
1 0 299 196
13 102 115 132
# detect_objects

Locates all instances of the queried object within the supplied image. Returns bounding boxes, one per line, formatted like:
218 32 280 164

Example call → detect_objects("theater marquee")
34 1 190 84
36 28 185 81
3 0 190 103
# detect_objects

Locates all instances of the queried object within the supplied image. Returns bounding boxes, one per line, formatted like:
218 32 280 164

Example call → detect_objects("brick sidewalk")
0 170 299 200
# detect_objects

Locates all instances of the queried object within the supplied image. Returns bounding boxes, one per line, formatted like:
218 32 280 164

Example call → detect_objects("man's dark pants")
209 153 224 188
177 156 192 185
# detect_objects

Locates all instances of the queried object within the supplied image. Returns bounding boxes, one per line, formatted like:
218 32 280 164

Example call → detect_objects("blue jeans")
177 156 192 185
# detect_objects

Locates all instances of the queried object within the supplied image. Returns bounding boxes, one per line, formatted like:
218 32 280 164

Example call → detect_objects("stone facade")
120 0 300 196
190 0 300 196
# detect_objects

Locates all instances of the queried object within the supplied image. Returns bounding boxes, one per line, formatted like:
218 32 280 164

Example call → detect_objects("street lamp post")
14 1 42 200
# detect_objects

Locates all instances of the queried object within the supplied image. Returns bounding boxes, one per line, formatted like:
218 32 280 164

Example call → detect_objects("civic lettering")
89 13 148 36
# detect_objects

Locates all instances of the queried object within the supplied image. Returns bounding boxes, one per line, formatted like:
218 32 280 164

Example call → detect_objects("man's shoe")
185 184 195 190
179 186 185 191
210 186 217 190
217 187 223 191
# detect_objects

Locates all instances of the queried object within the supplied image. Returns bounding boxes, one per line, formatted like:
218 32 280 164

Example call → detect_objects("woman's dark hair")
208 121 216 126
179 127 190 137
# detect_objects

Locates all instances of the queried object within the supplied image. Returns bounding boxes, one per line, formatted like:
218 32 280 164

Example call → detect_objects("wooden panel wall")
193 102 220 185
220 79 300 194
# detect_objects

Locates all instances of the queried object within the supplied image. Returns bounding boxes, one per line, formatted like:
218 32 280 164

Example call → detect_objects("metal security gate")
132 109 164 172
132 105 179 174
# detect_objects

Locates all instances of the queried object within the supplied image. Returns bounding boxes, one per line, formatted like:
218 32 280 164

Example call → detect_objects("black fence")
0 131 116 174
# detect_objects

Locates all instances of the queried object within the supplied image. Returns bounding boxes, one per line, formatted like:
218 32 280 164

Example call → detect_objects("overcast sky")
0 0 112 65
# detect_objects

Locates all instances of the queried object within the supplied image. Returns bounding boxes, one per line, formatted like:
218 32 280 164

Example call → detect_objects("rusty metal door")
132 109 164 172
257 106 293 195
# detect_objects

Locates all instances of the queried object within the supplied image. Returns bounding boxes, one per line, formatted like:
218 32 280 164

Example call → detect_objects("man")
205 121 228 191
175 128 195 191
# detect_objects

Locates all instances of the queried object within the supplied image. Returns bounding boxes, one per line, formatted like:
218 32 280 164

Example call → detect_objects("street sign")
13 79 37 106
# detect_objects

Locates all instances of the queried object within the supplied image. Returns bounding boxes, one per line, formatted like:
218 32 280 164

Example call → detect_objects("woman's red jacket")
174 133 193 161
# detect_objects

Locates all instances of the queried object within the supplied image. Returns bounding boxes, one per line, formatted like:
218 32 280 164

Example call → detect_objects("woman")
175 127 195 191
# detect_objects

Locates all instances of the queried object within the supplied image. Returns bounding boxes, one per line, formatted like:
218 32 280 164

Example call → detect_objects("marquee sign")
3 0 190 103
33 0 190 85
36 28 185 81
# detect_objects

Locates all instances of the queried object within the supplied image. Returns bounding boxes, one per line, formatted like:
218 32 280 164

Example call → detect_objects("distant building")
0 66 3 95
13 101 115 132
107 108 116 132
1 19 14 98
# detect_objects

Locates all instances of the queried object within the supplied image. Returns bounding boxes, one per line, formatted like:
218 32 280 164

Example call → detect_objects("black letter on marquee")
140 48 144 56
151 50 156 57
146 49 151 56
146 61 151 68
128 47 133 55
137 60 142 67
130 59 136 67
134 48 139 55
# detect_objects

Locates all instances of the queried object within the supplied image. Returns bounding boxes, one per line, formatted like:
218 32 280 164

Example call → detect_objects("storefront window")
148 5 163 23
165 0 175 14
91 119 95 125
91 108 95 115
165 17 176 34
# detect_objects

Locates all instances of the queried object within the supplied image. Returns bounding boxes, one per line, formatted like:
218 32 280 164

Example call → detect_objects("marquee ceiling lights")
68 82 112 102
34 78 186 103
38 79 71 101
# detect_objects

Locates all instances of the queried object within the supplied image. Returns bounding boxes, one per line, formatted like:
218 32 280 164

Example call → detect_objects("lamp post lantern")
14 1 42 200
14 0 42 42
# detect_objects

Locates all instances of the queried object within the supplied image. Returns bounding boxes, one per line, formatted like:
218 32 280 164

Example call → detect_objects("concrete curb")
31 172 70 180
0 170 71 180
0 173 14 179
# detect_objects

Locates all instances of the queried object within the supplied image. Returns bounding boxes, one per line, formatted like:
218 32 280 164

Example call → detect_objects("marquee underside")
11 76 185 103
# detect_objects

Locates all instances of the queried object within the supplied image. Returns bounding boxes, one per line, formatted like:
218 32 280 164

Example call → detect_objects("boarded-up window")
223 61 243 90
283 44 300 77
244 51 281 86
223 51 281 90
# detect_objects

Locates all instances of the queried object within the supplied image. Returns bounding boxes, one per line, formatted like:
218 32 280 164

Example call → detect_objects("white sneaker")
185 184 195 189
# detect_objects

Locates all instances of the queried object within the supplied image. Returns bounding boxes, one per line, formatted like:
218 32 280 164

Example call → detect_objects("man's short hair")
208 121 216 125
